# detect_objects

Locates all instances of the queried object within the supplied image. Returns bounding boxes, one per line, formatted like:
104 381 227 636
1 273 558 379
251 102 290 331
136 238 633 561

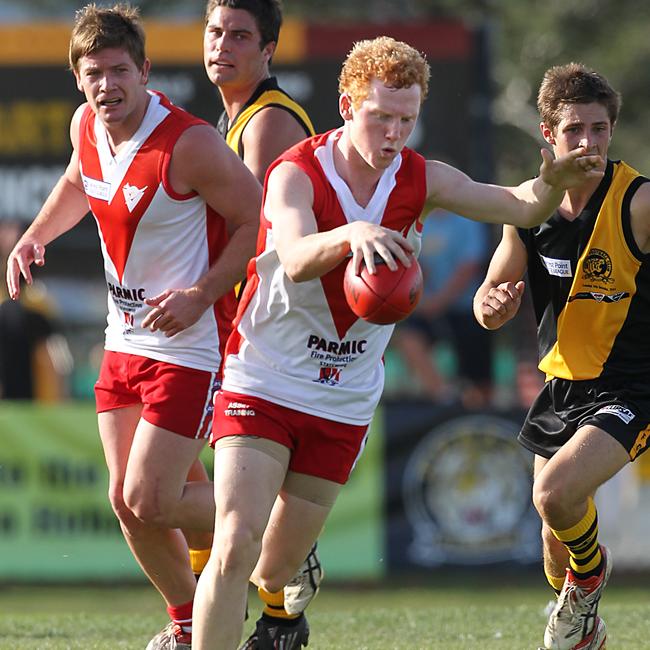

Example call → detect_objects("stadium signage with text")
0 18 478 225
0 402 383 581
0 165 64 219
0 100 74 156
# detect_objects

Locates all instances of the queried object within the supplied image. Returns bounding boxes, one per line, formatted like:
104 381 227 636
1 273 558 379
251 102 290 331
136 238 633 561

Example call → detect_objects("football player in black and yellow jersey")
204 1 314 183
474 63 650 650
200 2 316 649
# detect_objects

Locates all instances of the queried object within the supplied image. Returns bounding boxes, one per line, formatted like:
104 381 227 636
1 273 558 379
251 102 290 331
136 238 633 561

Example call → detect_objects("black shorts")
518 376 650 461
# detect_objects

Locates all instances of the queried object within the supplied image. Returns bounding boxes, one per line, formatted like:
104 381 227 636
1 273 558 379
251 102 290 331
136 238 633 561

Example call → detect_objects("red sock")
167 599 193 634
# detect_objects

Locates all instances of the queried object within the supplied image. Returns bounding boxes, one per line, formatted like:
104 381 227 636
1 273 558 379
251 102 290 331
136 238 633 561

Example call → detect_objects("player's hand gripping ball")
344 254 423 325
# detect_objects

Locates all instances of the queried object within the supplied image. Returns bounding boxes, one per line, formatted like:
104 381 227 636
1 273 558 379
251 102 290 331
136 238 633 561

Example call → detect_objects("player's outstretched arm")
142 125 261 336
426 146 603 229
473 225 528 330
269 162 413 282
6 106 90 300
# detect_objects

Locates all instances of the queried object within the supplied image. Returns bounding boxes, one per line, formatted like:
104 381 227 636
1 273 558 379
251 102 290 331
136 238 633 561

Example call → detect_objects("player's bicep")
178 126 262 230
266 163 316 262
425 160 476 210
213 152 263 232
426 159 525 224
629 181 650 253
64 105 86 190
62 148 84 192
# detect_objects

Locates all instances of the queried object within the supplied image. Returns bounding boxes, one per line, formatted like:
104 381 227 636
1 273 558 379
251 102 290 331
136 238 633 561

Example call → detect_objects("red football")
343 254 423 325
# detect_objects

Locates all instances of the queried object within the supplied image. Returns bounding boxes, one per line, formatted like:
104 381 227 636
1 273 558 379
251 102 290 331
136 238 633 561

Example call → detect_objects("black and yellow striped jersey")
216 76 314 158
519 159 650 381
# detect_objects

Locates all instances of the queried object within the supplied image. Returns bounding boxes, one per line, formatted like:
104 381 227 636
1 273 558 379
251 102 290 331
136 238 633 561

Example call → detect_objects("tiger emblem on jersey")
582 248 613 284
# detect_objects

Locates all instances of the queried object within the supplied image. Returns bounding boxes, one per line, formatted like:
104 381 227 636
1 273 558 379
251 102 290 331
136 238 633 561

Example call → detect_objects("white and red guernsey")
222 128 426 425
78 91 235 372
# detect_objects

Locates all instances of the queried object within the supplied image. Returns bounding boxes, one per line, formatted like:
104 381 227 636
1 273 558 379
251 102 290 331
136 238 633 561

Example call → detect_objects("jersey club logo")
122 310 135 334
122 183 148 212
582 248 613 284
314 366 342 386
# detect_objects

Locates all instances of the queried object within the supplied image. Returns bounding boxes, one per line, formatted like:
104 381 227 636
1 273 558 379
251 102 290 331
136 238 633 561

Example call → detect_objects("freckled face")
341 78 421 170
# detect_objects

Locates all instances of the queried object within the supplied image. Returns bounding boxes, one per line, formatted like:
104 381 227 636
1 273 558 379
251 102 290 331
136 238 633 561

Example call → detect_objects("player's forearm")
508 177 564 228
473 282 513 330
278 226 351 283
22 175 89 246
473 279 522 331
193 221 258 305
473 283 492 328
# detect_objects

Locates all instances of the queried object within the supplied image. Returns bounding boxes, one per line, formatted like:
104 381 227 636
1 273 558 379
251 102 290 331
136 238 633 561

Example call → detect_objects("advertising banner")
384 400 541 570
0 401 383 581
0 402 137 580
0 19 478 225
2 399 648 582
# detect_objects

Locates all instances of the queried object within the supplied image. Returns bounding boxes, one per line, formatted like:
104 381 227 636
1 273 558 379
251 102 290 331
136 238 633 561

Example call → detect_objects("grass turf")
0 578 648 649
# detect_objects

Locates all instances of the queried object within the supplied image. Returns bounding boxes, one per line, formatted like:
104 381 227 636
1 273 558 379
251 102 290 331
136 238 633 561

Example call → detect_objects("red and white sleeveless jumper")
221 128 426 425
78 91 235 372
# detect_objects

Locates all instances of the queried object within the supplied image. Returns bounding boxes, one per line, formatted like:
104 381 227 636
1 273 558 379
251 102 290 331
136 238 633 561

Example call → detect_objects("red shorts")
95 350 220 439
211 390 370 484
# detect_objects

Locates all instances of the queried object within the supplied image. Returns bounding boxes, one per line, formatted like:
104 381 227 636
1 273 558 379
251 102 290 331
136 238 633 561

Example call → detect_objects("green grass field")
0 578 647 649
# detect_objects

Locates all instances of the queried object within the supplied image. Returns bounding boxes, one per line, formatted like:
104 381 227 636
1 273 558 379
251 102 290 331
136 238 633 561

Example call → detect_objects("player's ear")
540 121 555 145
262 41 275 65
71 63 84 92
140 58 151 85
339 93 353 121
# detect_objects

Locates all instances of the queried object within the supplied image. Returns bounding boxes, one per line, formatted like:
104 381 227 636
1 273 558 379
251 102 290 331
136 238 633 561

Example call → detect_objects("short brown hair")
537 62 621 132
69 3 146 73
338 36 430 108
204 0 282 47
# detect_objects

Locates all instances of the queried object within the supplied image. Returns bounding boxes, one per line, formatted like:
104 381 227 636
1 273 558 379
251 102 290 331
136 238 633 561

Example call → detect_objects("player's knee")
213 520 263 578
106 485 145 535
532 474 569 520
122 484 167 526
107 483 130 521
532 478 551 516
256 570 291 594
255 552 304 593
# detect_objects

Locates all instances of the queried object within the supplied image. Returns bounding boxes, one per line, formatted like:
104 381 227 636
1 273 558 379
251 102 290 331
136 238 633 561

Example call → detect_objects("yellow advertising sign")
0 20 306 65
